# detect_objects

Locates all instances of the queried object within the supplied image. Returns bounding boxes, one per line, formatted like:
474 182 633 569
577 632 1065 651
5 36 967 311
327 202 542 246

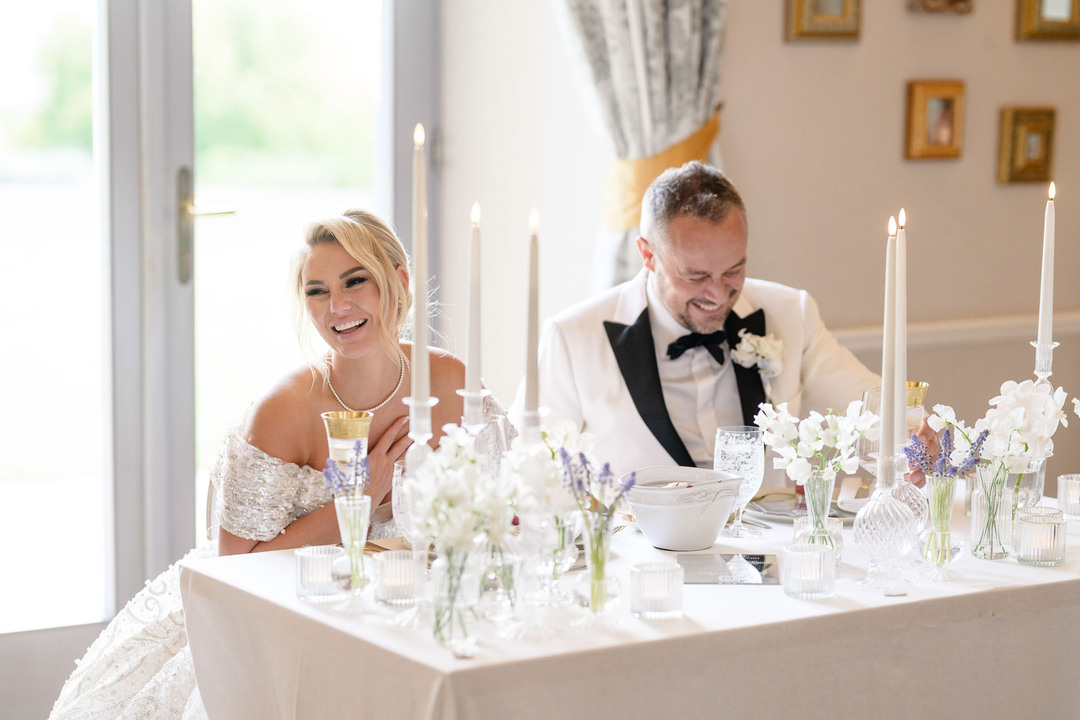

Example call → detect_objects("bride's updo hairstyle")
293 209 414 369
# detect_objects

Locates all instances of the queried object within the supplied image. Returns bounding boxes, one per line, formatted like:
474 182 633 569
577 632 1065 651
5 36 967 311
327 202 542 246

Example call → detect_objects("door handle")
176 166 235 284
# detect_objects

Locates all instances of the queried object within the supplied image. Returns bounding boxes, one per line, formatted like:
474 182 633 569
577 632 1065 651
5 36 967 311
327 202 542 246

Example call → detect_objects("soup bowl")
623 466 742 551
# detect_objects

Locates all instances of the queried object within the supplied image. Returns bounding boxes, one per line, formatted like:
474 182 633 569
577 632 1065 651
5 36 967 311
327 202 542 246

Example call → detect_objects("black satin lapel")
726 309 768 425
604 310 695 467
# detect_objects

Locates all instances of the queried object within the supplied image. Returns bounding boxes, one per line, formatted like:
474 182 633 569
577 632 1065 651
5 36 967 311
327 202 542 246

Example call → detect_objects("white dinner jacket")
525 269 879 483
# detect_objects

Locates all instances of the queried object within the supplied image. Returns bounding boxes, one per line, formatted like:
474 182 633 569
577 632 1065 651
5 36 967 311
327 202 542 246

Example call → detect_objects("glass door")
190 0 384 536
0 0 107 635
0 0 195 714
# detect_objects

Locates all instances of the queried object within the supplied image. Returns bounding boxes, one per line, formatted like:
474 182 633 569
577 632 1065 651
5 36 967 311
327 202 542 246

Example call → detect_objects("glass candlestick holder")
1031 340 1059 389
854 453 916 595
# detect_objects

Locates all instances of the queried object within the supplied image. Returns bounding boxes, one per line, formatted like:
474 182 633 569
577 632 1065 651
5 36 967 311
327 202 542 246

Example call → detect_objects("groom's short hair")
640 161 746 245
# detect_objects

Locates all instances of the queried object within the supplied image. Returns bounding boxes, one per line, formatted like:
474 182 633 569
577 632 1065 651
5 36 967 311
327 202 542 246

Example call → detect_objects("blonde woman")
49 210 509 719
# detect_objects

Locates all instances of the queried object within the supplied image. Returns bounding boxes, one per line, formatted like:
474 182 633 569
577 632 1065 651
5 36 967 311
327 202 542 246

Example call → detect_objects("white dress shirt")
646 272 744 468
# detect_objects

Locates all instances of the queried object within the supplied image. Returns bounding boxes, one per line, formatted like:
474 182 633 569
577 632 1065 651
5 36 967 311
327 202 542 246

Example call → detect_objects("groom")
526 161 879 486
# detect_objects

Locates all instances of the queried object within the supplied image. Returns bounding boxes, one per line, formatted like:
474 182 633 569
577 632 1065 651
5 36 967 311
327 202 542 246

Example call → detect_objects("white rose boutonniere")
730 329 784 399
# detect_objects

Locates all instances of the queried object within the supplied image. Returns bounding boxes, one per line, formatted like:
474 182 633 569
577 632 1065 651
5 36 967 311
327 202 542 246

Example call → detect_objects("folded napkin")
837 475 870 513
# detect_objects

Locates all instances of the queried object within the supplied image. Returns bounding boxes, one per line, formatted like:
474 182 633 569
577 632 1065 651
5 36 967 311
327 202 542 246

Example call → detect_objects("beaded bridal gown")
47 432 400 720
49 400 513 719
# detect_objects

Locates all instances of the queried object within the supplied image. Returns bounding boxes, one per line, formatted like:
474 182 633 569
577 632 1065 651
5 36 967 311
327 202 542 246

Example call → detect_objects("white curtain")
553 0 729 289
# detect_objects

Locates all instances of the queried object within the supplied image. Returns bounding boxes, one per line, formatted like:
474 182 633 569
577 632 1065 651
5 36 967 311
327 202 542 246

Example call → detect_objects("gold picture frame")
908 0 973 12
905 80 965 159
785 0 860 41
1016 0 1080 41
997 107 1056 183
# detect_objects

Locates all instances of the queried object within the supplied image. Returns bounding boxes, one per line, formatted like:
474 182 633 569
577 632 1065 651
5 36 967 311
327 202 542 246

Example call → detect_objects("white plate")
744 490 857 526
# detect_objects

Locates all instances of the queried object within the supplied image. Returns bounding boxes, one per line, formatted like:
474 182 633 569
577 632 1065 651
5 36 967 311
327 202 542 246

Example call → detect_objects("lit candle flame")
1049 181 1056 200
898 208 906 229
471 202 481 225
888 216 897 236
414 123 425 147
529 208 540 232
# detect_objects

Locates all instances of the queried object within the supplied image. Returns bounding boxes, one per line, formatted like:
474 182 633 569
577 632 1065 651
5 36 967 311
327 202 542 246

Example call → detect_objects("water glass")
781 544 835 599
1015 515 1067 567
793 515 844 565
630 563 684 620
715 426 765 538
1057 474 1080 520
295 545 346 603
374 550 425 607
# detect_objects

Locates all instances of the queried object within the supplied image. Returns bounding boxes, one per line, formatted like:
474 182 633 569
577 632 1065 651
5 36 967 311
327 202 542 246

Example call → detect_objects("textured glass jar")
970 462 1017 560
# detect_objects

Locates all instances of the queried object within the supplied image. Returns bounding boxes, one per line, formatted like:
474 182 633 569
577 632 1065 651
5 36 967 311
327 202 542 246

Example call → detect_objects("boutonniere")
730 329 784 398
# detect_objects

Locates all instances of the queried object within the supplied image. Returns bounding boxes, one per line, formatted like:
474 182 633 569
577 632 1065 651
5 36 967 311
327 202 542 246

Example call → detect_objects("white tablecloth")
181 493 1080 720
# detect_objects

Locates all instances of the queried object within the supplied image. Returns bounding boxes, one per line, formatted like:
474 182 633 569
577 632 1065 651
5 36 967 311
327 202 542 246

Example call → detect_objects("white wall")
437 2 1080 490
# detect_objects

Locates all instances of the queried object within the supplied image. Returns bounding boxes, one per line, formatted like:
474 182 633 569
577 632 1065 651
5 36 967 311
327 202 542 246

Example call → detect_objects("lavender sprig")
322 440 370 498
558 449 635 530
903 427 988 479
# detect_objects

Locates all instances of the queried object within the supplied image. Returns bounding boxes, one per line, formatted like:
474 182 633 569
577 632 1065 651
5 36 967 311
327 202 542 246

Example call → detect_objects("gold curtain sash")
602 108 722 233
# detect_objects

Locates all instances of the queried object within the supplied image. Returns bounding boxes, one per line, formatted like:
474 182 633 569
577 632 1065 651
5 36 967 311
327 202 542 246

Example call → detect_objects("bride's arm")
218 381 342 555
218 505 340 555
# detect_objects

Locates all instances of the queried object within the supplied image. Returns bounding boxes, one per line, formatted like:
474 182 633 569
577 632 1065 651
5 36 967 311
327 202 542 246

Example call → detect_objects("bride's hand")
367 416 411 506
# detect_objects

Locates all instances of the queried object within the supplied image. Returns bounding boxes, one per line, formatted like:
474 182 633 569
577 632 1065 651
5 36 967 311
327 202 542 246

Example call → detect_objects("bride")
48 209 509 719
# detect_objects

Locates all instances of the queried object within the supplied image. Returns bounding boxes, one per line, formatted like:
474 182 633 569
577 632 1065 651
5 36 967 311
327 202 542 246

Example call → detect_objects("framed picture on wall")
997 107 1056 183
785 0 860 41
905 80 965 159
908 0 973 12
1016 0 1080 41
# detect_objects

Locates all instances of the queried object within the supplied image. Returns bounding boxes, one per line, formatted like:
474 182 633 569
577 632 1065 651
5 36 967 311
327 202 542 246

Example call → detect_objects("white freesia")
403 423 520 553
1074 397 1080 421
500 419 597 512
753 400 876 485
979 380 1068 469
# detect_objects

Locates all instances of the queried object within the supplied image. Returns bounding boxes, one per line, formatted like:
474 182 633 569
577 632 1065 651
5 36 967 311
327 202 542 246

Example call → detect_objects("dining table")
180 483 1080 719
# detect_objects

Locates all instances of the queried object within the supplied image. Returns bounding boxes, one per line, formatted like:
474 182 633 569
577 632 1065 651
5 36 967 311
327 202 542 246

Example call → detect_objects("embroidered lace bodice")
216 431 337 542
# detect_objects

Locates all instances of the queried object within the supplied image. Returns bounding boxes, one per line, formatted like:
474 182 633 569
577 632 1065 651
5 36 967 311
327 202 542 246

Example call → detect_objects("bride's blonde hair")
292 209 414 376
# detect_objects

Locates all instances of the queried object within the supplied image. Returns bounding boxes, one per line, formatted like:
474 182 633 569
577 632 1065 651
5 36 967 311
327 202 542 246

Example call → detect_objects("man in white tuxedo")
528 161 879 486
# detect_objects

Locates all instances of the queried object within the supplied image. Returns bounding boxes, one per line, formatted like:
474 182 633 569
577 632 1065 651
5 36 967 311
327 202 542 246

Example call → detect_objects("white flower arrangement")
730 330 784 399
402 424 521 553
502 419 596 512
753 400 877 485
929 380 1069 473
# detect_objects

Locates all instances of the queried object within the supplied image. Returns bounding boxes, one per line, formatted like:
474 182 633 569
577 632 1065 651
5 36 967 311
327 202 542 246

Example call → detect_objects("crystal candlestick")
1031 340 1058 389
854 453 916 595
457 387 490 436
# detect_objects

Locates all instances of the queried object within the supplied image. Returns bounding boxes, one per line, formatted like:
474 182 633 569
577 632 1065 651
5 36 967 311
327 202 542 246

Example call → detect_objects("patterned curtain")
553 0 729 290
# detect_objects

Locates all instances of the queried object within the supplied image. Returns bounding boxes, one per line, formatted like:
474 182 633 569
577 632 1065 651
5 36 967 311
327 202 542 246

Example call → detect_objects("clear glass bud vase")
892 478 929 535
854 453 916 595
970 462 1017 560
1011 453 1050 508
918 474 962 581
572 515 620 629
334 493 372 612
431 543 481 658
803 471 838 555
477 537 522 625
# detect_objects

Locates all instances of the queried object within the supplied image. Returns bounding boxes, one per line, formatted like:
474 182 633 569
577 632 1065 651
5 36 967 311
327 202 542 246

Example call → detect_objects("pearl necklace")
327 353 405 413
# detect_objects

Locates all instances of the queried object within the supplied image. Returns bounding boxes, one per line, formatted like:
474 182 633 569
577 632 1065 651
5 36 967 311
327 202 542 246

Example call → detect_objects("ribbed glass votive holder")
1015 515 1067 567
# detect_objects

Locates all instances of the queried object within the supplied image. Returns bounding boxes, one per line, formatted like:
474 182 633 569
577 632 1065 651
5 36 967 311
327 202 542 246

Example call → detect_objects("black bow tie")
666 330 726 364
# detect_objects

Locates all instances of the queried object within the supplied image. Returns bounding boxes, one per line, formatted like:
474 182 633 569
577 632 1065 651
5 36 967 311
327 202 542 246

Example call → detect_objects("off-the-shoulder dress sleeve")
212 431 330 542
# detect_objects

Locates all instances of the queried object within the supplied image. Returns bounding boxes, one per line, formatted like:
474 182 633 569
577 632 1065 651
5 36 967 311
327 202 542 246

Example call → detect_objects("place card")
677 553 780 585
